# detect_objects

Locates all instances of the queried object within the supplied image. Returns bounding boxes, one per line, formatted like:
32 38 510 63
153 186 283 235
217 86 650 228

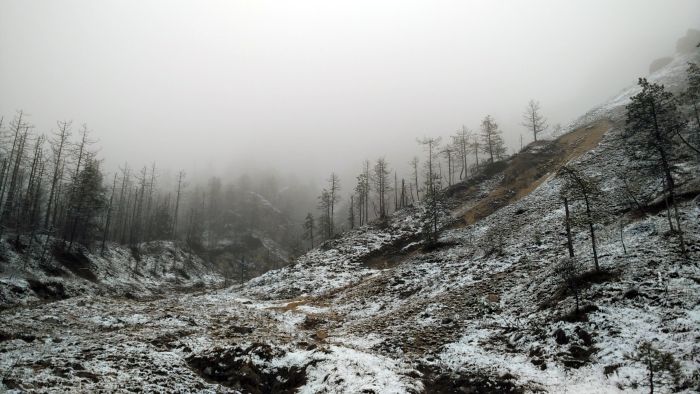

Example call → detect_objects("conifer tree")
480 115 506 163
624 78 687 255
372 158 391 219
302 212 315 249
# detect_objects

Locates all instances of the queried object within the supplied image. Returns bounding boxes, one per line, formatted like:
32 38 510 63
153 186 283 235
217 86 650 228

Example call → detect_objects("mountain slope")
1 51 699 393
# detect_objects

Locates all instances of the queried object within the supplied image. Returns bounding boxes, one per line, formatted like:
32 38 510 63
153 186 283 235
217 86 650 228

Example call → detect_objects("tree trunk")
619 220 627 255
101 173 118 255
650 99 686 254
584 196 600 272
564 197 575 258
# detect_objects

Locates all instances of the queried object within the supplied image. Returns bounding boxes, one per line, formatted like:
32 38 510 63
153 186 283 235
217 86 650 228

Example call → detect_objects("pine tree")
317 189 331 239
624 78 687 255
417 137 443 244
480 115 506 163
348 195 355 229
372 158 391 219
558 165 602 272
65 157 106 250
681 62 700 154
354 171 369 225
302 212 315 249
151 198 173 240
555 256 583 313
326 173 340 236
627 342 681 394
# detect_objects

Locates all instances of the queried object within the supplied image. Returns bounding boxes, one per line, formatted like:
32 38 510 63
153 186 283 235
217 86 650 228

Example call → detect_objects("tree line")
0 114 318 266
301 105 551 248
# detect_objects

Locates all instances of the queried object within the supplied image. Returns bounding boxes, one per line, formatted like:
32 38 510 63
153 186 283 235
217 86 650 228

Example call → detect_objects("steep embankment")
0 240 223 309
1 51 698 393
452 119 611 225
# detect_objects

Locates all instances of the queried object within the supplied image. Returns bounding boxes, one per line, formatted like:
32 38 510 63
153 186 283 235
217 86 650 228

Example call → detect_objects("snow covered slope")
0 240 224 308
1 51 699 393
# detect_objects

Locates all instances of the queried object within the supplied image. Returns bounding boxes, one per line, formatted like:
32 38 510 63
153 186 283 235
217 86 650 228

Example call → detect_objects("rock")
575 327 593 346
553 328 568 345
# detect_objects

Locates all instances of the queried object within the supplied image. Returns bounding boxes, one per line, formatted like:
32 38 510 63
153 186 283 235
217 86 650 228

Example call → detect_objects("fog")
1 0 699 187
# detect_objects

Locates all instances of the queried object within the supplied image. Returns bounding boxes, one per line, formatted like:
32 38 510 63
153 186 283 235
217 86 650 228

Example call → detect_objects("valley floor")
1 198 698 393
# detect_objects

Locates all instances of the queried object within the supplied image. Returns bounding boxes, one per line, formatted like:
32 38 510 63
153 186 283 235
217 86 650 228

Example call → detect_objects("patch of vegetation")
26 278 68 301
417 364 524 394
186 344 310 393
52 245 98 282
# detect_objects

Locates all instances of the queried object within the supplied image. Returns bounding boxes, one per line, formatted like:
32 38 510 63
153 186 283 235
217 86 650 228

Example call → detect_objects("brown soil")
459 120 611 225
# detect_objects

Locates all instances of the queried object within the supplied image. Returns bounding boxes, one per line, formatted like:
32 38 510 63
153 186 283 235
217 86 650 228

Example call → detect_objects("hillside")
1 52 699 393
0 240 224 309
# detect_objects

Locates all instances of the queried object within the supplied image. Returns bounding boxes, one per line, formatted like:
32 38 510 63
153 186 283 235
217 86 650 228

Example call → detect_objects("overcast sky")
2 0 699 186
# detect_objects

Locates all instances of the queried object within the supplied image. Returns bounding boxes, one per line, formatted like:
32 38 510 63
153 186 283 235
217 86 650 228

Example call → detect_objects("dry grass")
461 120 611 225
267 298 309 312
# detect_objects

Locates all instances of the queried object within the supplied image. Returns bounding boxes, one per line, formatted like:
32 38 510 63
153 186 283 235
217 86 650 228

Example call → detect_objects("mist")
2 0 699 186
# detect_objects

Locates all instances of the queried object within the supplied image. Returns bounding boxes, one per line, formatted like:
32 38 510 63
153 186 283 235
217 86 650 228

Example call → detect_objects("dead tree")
441 145 454 186
45 120 71 229
172 170 186 237
101 172 118 255
372 158 391 219
327 173 340 236
522 99 548 142
417 137 441 199
564 197 575 258
453 126 470 180
410 156 420 202
348 195 355 229
354 169 369 226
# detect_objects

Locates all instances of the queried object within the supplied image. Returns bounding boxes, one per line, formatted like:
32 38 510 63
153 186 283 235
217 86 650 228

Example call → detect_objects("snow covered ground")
0 240 224 308
1 51 699 393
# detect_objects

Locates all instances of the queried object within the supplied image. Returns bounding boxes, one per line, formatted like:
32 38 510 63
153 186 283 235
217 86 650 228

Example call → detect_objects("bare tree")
563 197 575 258
348 194 355 229
441 144 455 186
453 126 470 180
410 156 420 203
372 158 391 219
469 134 480 172
172 170 186 237
45 120 71 230
101 172 118 255
417 137 441 197
480 115 505 163
522 99 548 142
327 172 340 236
354 169 369 226
1 112 31 233
317 189 332 239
